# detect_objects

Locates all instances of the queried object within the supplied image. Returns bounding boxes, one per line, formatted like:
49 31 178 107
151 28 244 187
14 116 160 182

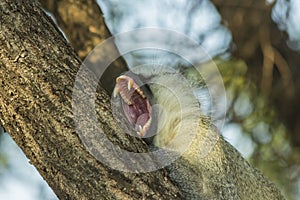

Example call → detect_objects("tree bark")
40 0 128 94
0 1 181 199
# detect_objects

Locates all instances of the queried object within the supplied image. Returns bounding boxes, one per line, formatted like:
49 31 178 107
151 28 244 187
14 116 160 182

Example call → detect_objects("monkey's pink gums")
113 75 152 137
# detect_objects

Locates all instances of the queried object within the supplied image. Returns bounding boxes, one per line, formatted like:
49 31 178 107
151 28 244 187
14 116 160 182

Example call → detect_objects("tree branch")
210 0 300 146
0 1 181 199
39 0 128 94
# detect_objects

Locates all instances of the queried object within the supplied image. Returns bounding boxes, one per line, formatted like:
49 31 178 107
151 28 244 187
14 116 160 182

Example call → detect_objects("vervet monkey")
113 65 285 200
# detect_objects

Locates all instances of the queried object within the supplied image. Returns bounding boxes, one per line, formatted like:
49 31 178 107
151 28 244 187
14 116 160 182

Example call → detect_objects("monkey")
113 65 286 200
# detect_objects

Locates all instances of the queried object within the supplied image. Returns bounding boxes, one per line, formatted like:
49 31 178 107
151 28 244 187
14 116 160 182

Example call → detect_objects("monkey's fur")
131 65 285 200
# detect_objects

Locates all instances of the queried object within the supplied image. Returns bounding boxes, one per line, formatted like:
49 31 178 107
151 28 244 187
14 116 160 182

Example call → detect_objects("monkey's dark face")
113 74 153 137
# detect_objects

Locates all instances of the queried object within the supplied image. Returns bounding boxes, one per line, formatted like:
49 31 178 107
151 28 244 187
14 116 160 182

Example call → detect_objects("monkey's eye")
113 75 152 137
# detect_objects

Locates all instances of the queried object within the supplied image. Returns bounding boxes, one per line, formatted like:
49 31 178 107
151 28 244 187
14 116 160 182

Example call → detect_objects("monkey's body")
167 121 285 199
120 66 285 199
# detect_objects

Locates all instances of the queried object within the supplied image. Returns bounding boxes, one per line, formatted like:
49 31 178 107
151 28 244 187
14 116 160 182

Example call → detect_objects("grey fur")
132 65 285 200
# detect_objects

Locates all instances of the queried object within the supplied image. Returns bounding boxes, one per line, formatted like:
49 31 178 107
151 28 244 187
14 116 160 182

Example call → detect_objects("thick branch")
0 1 181 199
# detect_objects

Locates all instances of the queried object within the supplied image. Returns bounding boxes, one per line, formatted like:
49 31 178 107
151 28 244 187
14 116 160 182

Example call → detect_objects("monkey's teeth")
144 117 151 129
113 86 119 98
140 118 151 136
137 122 151 137
116 75 125 83
128 80 133 90
137 125 146 136
119 91 132 105
136 88 146 98
123 98 131 105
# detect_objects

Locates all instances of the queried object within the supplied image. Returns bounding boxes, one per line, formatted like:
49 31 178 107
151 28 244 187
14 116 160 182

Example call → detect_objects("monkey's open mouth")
113 75 152 137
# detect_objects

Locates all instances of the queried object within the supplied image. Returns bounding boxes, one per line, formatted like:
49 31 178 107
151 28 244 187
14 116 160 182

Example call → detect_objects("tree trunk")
0 1 181 199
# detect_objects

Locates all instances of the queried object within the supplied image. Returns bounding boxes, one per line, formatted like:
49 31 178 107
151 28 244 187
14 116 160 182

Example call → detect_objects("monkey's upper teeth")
116 75 125 83
136 88 146 98
128 80 133 90
119 91 132 105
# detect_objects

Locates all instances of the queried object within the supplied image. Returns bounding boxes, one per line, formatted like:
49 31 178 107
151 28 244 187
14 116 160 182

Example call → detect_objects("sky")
272 0 300 50
0 133 57 200
98 0 232 61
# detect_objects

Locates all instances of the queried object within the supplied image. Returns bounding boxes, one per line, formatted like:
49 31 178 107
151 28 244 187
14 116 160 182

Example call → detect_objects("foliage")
217 58 300 200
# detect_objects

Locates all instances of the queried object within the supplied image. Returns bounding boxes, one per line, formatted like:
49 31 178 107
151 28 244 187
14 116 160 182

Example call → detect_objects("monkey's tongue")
135 113 150 133
120 90 152 136
136 113 150 125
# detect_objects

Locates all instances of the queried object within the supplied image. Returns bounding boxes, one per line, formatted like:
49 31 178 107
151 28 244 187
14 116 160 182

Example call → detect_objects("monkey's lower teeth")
136 117 152 137
135 114 151 136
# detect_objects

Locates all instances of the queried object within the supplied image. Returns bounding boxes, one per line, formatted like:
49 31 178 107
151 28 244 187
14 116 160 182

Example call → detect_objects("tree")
0 1 181 199
0 0 285 199
208 2 300 197
211 0 300 146
40 0 128 94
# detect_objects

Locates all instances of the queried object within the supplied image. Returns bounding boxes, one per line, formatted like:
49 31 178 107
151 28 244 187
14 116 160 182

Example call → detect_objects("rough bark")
0 1 181 199
40 0 128 94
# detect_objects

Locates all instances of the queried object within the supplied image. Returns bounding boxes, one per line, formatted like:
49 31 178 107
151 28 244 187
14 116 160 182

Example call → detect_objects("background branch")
211 0 300 146
40 0 128 94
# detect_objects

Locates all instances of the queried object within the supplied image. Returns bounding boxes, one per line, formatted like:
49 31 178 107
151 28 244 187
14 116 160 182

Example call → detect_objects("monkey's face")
112 66 201 151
